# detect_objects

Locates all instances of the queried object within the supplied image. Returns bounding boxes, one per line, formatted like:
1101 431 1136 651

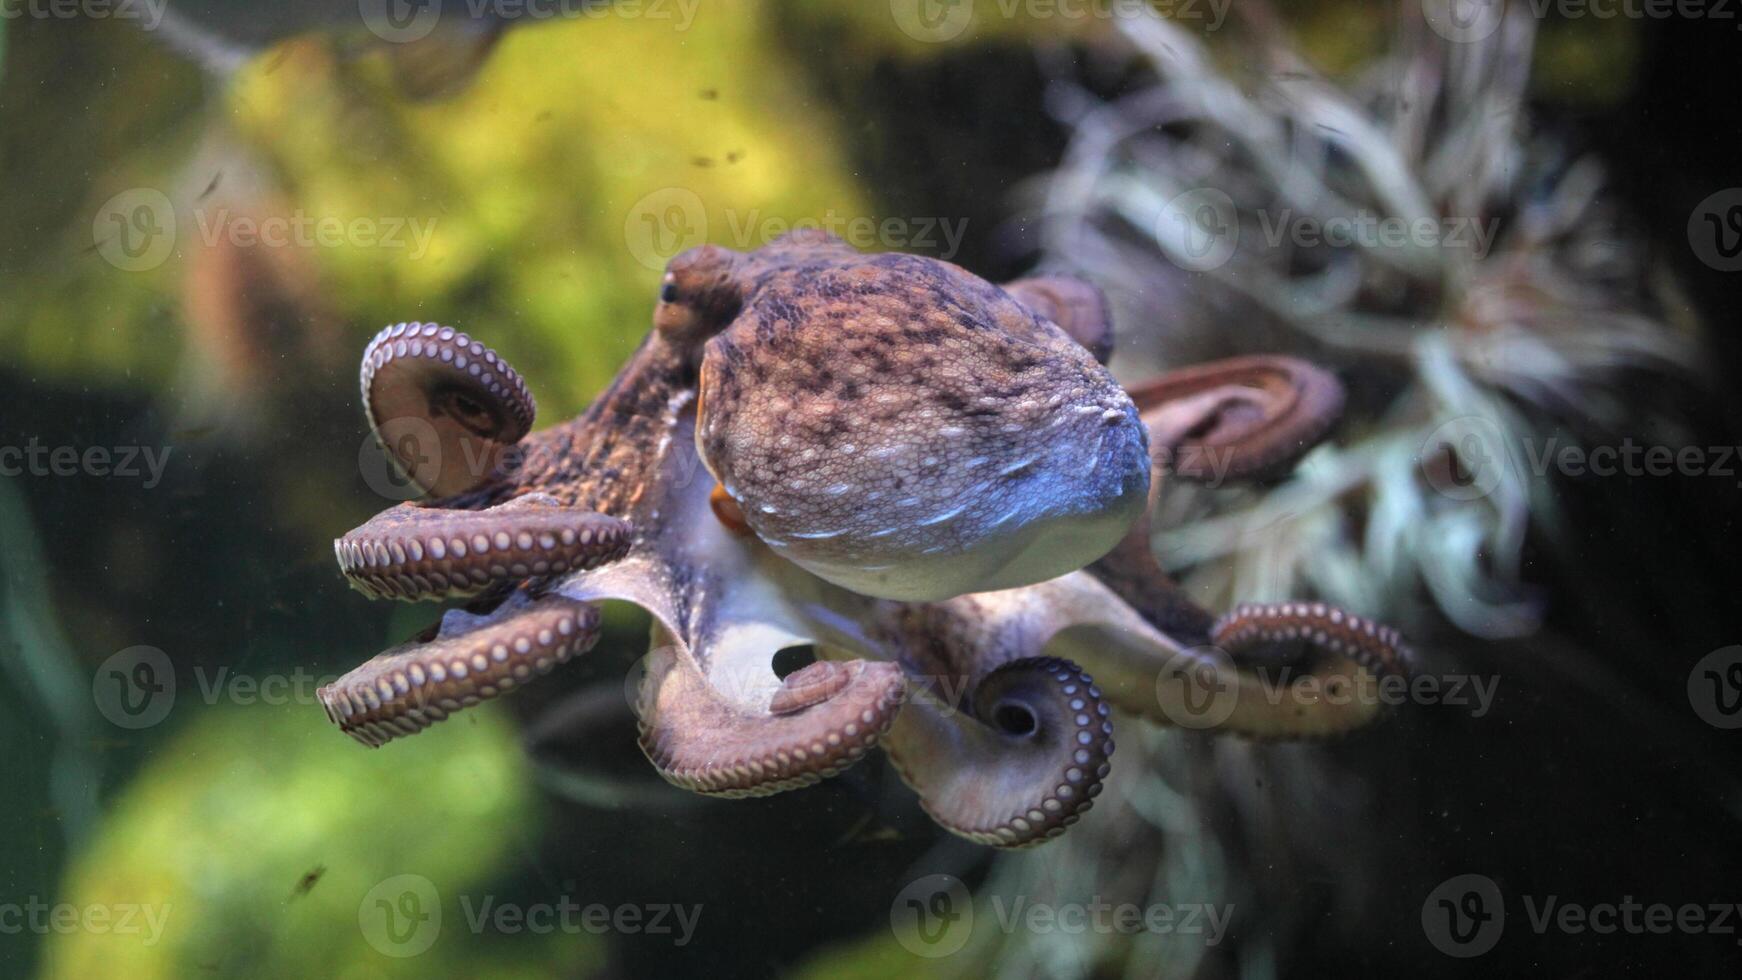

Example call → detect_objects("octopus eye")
660 281 680 304
439 388 497 436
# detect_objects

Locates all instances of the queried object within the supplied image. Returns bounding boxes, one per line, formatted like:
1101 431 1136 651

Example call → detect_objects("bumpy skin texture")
694 239 1150 601
318 231 1412 849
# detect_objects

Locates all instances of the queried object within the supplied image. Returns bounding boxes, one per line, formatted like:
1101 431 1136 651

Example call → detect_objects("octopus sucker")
635 641 907 798
882 656 1114 849
318 231 1413 848
334 503 631 601
361 321 537 498
317 595 601 747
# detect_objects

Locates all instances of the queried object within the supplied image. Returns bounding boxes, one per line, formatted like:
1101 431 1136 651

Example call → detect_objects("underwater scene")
2 0 1741 976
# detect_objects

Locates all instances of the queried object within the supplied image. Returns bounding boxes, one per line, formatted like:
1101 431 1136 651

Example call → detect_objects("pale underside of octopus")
317 233 1408 848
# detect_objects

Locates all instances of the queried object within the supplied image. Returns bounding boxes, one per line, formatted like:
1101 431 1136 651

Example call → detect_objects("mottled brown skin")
692 234 1150 601
317 231 1412 849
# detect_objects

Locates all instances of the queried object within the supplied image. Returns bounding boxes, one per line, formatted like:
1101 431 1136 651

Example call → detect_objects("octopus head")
691 245 1150 601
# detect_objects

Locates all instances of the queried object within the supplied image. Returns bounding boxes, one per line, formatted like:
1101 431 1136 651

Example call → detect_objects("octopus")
317 231 1410 848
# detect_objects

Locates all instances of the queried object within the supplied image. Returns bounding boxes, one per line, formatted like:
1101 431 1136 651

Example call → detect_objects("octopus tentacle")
883 656 1115 849
1129 355 1344 482
318 593 601 747
635 628 907 798
1213 601 1409 684
334 496 632 601
1001 275 1115 364
362 321 536 497
1136 600 1414 740
872 591 1120 848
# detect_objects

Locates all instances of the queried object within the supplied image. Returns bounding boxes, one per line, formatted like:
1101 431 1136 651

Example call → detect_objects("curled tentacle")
1001 275 1114 364
883 656 1114 849
334 496 632 601
362 321 536 497
1129 355 1344 483
318 594 601 747
1133 602 1412 740
1213 601 1410 683
636 631 907 798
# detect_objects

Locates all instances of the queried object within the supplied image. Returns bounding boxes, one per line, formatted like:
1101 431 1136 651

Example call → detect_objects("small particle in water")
692 156 715 168
291 864 327 899
699 88 719 100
